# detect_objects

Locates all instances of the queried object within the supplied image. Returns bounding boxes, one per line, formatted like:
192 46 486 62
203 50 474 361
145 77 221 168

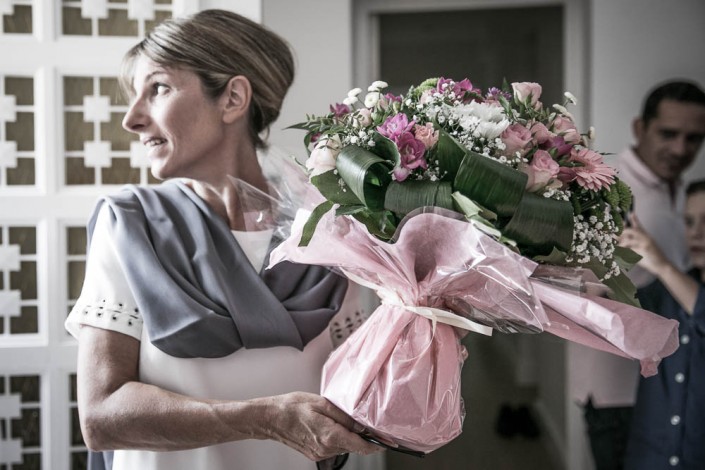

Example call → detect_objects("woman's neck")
188 145 271 231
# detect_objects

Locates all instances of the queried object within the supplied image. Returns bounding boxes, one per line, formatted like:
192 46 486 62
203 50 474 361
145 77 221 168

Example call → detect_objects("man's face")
633 100 705 183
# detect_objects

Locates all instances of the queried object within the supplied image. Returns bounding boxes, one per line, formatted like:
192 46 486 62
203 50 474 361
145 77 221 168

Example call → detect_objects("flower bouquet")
268 78 679 453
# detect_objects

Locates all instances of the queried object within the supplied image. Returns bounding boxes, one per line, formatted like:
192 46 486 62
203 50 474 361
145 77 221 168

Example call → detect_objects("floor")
385 333 562 470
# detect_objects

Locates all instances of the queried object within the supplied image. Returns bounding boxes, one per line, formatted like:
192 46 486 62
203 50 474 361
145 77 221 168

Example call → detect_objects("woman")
619 180 705 470
65 9 380 470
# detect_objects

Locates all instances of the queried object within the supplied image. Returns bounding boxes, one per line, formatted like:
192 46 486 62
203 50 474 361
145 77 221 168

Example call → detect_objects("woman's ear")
222 75 252 124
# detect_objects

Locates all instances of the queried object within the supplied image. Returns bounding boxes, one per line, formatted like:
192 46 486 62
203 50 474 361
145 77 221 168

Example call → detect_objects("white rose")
305 135 342 178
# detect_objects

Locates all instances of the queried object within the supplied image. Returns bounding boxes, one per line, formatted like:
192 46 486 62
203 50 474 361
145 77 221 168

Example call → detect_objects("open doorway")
351 1 582 468
376 6 564 105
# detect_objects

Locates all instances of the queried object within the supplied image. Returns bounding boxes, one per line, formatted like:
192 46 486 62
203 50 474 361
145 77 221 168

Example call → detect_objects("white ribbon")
341 269 493 337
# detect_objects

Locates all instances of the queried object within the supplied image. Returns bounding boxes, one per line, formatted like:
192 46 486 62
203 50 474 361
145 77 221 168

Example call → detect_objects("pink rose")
418 89 434 105
521 150 560 192
551 116 581 144
529 122 552 144
501 123 533 157
306 135 341 178
413 123 439 149
512 82 542 109
354 108 372 127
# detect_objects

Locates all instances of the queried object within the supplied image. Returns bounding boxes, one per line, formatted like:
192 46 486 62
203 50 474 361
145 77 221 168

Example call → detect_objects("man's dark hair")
641 80 705 125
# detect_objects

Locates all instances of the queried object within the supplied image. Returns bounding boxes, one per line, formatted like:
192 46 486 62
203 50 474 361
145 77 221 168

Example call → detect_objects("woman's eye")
154 83 169 95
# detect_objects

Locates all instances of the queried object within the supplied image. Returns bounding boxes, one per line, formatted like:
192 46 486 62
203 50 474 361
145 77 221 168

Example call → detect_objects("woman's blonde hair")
120 9 295 148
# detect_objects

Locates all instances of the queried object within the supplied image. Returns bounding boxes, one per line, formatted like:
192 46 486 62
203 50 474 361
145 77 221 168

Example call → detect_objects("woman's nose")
122 98 146 133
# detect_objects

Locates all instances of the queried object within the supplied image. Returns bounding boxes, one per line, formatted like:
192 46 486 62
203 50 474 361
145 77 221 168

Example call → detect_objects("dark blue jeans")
583 398 633 470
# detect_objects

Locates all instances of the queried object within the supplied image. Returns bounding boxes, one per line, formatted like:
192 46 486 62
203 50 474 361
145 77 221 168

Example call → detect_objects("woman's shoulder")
92 181 194 218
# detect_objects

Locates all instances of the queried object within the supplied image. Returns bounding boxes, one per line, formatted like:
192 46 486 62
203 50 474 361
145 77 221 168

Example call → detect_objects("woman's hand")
255 391 381 461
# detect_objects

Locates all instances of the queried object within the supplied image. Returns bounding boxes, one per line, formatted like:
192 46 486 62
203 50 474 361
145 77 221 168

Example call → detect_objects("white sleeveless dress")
66 206 384 470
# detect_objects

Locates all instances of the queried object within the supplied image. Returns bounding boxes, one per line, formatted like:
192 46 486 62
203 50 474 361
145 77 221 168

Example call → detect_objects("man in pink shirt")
579 80 705 470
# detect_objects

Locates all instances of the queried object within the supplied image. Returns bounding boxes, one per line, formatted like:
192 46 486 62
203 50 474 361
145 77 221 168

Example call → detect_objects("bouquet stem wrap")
268 208 679 453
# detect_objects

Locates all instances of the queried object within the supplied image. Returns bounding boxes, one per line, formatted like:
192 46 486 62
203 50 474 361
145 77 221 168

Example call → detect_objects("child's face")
685 191 705 270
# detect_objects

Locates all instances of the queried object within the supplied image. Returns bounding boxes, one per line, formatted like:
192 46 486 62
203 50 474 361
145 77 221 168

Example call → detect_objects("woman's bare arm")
77 325 378 460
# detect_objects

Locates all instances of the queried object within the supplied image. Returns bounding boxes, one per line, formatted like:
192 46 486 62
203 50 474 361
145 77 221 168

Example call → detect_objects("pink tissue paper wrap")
268 209 679 453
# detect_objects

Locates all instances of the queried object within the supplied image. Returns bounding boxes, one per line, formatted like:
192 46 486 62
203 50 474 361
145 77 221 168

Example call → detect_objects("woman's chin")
150 165 169 181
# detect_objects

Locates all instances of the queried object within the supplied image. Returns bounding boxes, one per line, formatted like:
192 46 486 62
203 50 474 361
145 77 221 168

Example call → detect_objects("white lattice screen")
0 1 261 468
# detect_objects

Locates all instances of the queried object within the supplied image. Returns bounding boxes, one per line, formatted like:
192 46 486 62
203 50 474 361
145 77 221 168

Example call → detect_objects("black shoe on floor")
514 405 541 439
495 403 518 438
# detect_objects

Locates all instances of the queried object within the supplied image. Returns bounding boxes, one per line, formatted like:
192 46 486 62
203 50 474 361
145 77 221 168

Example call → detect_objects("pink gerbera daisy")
568 148 616 191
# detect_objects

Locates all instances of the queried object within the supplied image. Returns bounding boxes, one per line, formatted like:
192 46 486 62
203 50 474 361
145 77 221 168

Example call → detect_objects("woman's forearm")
80 380 271 452
77 326 377 460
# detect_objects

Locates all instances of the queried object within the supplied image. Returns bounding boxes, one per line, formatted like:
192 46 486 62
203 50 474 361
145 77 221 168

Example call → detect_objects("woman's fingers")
266 392 381 460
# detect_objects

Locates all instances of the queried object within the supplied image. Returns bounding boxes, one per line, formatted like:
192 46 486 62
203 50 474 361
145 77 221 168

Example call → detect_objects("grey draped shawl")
87 179 348 357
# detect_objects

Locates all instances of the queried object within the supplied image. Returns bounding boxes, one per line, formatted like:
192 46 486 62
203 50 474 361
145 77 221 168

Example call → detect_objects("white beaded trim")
73 299 143 340
329 309 371 348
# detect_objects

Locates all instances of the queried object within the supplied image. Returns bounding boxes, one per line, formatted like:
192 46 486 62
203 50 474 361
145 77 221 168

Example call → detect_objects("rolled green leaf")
434 131 468 181
336 145 391 210
453 150 527 217
384 180 454 215
371 133 402 169
501 192 574 254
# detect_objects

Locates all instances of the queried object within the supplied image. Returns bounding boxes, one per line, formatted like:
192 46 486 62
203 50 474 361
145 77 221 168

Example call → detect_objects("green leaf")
335 205 367 216
502 192 574 254
311 171 363 205
602 271 641 307
352 209 398 241
371 133 401 169
613 245 642 272
336 145 391 210
451 191 497 221
434 130 468 181
453 150 527 218
533 247 569 265
299 200 334 247
384 180 454 215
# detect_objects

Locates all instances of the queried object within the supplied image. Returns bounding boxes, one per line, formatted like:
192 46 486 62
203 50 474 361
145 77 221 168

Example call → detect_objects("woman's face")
685 190 705 270
122 55 229 181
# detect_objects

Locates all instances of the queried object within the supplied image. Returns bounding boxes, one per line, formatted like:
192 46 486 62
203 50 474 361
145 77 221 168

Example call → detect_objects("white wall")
263 0 354 160
591 0 705 182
